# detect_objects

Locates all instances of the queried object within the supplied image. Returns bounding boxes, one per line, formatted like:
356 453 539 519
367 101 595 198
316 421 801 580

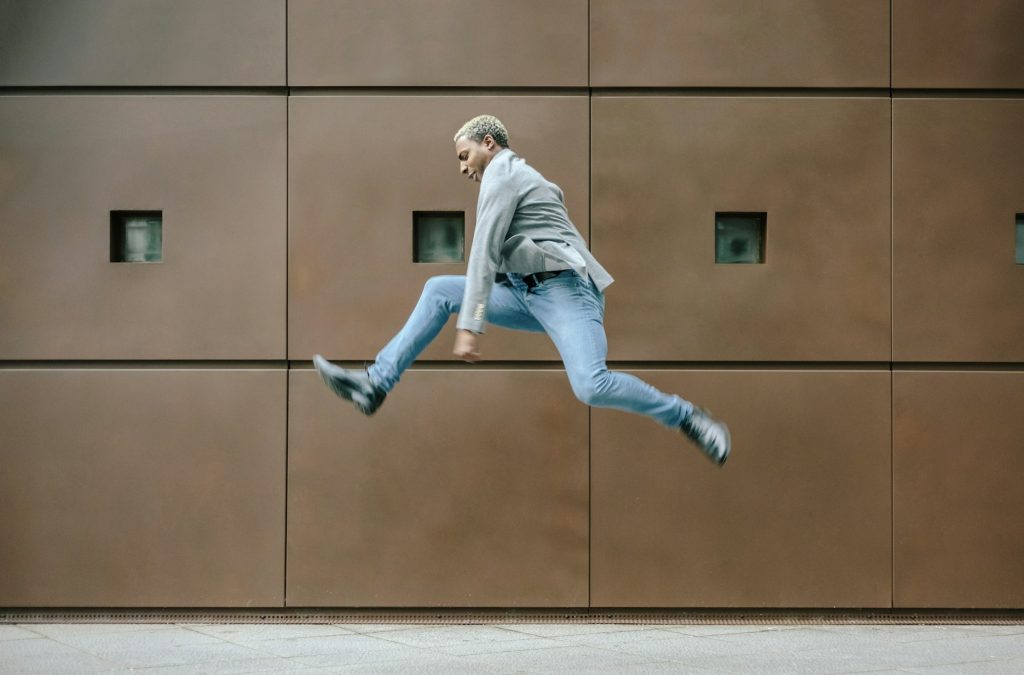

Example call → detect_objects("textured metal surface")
0 369 286 607
288 94 587 362
894 371 1024 608
590 0 889 88
2 609 1022 625
591 370 892 607
288 0 587 87
591 97 891 362
893 0 1024 89
893 99 1024 362
0 96 287 359
0 0 1020 616
0 0 285 86
288 368 589 607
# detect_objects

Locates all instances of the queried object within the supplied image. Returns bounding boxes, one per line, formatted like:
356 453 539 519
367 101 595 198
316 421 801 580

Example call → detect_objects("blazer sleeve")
456 172 518 334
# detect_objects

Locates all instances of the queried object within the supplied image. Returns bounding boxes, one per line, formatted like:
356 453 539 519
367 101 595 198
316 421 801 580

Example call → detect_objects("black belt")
523 270 569 289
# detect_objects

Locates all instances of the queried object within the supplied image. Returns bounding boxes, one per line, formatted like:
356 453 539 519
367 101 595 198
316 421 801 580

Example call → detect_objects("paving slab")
700 626 893 653
666 648 924 674
106 655 308 675
329 653 529 674
555 627 702 648
86 641 265 669
851 634 1024 669
461 643 676 672
497 623 665 638
359 624 528 648
439 635 564 656
554 661 717 674
181 623 356 642
333 623 429 634
904 657 1024 675
0 637 123 675
604 632 766 660
0 637 95 659
244 632 422 660
0 625 43 641
0 653 128 675
21 623 178 637
28 625 223 651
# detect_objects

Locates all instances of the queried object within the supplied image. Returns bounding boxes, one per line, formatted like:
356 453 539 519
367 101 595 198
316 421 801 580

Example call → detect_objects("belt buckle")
526 270 563 290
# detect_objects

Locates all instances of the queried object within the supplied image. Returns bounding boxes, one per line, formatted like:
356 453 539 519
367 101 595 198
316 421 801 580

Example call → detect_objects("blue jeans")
367 272 693 429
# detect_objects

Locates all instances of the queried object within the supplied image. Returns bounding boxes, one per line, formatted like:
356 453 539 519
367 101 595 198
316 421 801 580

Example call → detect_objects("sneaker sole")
716 422 731 465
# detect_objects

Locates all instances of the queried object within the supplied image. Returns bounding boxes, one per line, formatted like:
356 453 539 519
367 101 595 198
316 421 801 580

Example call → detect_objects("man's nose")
460 163 468 174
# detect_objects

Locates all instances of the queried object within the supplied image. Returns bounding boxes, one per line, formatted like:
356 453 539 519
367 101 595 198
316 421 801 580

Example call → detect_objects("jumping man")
313 115 731 464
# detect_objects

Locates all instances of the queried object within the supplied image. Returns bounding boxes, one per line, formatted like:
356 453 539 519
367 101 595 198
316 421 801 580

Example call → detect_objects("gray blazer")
457 148 614 334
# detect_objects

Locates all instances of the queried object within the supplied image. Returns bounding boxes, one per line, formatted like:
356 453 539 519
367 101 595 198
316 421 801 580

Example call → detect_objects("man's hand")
453 329 481 363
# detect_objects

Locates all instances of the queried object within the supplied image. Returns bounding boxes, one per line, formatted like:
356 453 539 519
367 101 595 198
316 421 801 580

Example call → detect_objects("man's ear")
482 134 495 150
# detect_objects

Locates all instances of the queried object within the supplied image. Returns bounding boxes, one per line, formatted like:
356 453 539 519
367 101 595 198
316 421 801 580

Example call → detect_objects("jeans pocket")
574 275 605 318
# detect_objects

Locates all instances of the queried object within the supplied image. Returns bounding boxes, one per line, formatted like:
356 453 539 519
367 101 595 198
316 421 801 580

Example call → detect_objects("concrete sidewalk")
1 622 1023 674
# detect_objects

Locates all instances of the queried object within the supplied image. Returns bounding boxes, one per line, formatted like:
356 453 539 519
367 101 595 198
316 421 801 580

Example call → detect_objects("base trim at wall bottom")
2 609 1022 625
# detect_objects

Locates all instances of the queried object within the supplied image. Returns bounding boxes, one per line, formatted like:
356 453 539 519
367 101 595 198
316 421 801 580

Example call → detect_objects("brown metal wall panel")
289 95 588 362
592 370 892 607
893 100 1024 362
0 369 286 607
0 96 287 359
288 368 589 606
591 97 891 362
893 0 1024 89
591 0 889 88
0 0 285 86
288 0 587 87
894 371 1024 608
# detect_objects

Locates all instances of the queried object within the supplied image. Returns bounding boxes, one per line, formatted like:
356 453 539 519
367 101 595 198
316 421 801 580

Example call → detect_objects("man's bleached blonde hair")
453 114 509 148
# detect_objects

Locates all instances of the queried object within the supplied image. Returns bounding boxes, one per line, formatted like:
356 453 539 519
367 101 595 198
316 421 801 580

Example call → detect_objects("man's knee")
422 275 464 304
571 371 612 407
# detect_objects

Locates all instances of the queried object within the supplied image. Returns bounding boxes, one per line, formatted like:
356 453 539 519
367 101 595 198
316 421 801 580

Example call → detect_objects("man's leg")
525 272 729 463
524 272 691 427
316 275 541 413
365 275 542 393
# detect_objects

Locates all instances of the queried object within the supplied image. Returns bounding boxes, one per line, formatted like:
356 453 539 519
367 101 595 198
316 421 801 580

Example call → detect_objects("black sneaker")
680 406 731 465
312 354 387 416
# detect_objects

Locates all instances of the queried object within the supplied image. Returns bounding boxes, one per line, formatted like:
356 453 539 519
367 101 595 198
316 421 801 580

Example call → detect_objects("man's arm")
455 172 518 340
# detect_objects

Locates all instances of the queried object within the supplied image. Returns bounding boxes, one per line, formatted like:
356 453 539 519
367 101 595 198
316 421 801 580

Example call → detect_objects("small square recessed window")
413 211 464 263
1016 214 1024 265
111 210 162 263
716 212 766 264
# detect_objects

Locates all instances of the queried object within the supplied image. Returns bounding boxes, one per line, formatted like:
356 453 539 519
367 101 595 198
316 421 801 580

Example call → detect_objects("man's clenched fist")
453 329 481 363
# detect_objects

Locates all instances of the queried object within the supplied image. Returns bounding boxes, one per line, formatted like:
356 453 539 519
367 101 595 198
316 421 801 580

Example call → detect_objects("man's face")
455 135 499 183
